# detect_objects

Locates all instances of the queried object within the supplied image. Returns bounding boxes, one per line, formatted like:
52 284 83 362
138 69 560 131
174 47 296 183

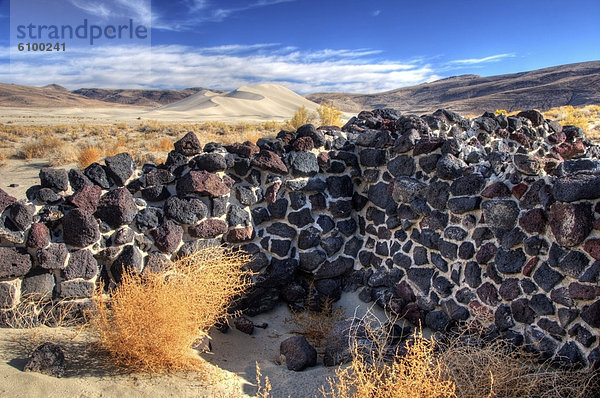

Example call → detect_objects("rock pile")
1 108 599 367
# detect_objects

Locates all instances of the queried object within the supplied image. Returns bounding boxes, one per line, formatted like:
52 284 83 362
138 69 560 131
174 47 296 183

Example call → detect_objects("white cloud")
0 44 439 93
448 53 515 65
155 0 296 30
372 10 381 17
67 0 152 25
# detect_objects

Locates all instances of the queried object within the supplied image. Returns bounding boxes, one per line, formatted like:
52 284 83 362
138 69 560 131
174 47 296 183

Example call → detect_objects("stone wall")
1 108 599 367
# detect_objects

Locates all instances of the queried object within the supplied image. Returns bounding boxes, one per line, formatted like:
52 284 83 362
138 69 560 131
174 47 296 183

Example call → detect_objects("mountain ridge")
306 61 600 114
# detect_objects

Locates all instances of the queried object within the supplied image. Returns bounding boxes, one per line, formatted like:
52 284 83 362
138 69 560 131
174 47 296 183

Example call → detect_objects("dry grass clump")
147 137 173 152
89 246 252 372
321 326 456 398
2 296 80 328
317 103 344 127
436 312 599 398
18 136 66 159
77 145 103 168
284 105 316 130
438 333 597 398
289 298 345 351
320 308 598 398
255 362 272 398
544 104 600 139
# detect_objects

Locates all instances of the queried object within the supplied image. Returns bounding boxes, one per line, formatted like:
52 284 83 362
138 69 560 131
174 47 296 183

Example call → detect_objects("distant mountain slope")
306 61 600 115
72 87 223 107
149 83 321 121
0 83 123 108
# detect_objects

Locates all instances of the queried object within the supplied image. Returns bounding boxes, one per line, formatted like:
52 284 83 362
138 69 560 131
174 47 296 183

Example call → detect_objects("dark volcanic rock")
552 174 600 202
189 219 228 239
226 226 253 243
280 335 317 371
39 168 69 191
548 202 593 247
104 153 135 186
37 243 68 270
151 221 183 253
519 208 547 234
533 262 564 292
68 185 102 214
84 163 111 189
64 249 98 280
0 188 16 213
252 150 288 174
176 171 230 197
359 148 387 167
326 175 353 198
95 188 138 228
7 202 34 231
481 181 511 198
436 153 466 180
24 342 65 378
111 245 144 283
482 199 519 231
164 196 208 224
225 141 260 158
21 272 54 300
495 248 526 274
26 223 50 249
62 209 100 247
287 151 319 177
174 131 202 156
0 247 32 279
192 153 227 172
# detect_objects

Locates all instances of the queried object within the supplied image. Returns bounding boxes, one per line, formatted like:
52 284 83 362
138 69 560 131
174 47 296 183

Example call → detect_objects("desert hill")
72 87 223 107
0 83 128 108
306 61 600 115
148 83 321 121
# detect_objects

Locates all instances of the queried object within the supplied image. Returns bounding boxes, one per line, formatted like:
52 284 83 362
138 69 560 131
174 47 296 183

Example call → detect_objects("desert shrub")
255 362 272 398
77 145 103 168
318 103 344 127
320 308 598 398
285 105 316 130
89 246 252 372
147 137 173 152
289 298 345 352
2 295 81 328
18 136 66 159
321 326 456 398
436 311 599 398
261 120 282 131
544 104 600 132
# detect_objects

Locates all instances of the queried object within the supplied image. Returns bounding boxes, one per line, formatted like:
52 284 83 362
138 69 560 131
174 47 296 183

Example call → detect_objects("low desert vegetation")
77 145 103 168
2 295 81 329
0 119 283 167
289 297 345 352
544 104 600 139
317 103 344 127
317 310 599 398
285 103 345 130
88 246 252 372
285 105 316 130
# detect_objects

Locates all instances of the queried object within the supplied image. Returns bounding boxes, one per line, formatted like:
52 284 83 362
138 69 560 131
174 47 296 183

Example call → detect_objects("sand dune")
151 84 321 121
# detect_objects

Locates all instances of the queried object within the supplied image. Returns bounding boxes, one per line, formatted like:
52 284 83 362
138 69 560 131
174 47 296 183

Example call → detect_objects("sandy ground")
0 296 395 398
0 84 354 126
0 159 53 200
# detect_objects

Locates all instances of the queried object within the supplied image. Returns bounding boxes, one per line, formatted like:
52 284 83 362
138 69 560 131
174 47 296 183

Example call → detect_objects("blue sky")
0 0 599 93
